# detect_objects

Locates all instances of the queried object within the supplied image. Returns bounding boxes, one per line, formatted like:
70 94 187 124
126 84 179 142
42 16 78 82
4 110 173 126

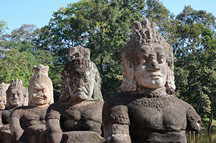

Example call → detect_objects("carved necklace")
136 87 168 98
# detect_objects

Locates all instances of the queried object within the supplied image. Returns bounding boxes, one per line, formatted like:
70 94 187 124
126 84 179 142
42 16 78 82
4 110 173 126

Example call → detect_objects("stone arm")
10 110 24 141
0 111 3 128
0 124 10 133
0 110 12 133
186 105 202 132
103 104 131 143
47 118 62 143
46 105 63 143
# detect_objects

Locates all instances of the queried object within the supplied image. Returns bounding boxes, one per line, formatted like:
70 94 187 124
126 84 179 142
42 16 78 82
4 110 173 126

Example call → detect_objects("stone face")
29 64 54 106
103 19 201 143
10 65 53 143
6 80 26 109
46 46 104 143
61 45 103 103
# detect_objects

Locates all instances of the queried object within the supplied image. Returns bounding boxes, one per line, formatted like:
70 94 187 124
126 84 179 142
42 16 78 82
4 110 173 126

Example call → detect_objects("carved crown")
32 64 49 76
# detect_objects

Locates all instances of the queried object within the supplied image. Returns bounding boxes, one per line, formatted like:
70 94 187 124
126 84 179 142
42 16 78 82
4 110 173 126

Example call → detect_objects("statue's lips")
11 99 18 102
150 74 162 79
34 96 47 100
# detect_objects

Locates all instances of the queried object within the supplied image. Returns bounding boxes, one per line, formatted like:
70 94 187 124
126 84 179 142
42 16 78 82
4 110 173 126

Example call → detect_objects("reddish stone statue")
10 65 53 143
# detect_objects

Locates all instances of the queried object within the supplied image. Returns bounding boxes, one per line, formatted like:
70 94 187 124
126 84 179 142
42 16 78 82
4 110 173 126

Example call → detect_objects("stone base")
0 131 12 143
61 131 105 143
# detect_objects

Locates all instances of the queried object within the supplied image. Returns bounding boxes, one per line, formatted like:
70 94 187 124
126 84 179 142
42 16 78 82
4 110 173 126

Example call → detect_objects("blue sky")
0 0 215 32
161 0 216 16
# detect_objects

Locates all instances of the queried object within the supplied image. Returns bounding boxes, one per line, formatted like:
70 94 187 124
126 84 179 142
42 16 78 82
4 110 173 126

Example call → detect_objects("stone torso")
62 101 103 134
48 100 103 134
0 110 12 143
12 106 48 132
105 93 200 143
0 108 16 136
128 96 189 143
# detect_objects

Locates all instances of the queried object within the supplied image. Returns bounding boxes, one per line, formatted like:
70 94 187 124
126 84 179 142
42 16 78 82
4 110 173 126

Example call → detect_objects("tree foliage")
0 25 56 87
172 6 216 125
34 0 147 92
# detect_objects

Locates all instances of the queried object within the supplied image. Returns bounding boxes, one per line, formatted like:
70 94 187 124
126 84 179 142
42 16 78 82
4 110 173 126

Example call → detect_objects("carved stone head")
28 64 54 106
6 80 26 108
61 46 102 104
0 83 9 110
120 18 175 94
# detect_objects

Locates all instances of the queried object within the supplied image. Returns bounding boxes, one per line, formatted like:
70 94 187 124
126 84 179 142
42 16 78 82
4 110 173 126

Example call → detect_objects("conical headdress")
120 18 175 93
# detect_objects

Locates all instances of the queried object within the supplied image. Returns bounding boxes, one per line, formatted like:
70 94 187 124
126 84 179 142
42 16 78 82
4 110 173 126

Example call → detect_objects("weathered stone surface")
29 64 54 105
61 45 103 103
0 82 12 143
61 131 105 143
10 65 53 143
0 80 27 143
6 80 27 109
0 83 9 110
46 46 104 143
103 18 201 143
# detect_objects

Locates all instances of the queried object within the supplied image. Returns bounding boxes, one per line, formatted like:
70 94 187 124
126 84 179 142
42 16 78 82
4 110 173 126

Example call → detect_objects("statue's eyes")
74 53 79 58
157 55 165 64
148 55 155 61
141 55 148 64
34 88 42 92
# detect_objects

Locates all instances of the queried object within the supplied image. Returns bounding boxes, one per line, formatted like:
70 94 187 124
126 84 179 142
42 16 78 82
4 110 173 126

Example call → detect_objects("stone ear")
120 52 137 92
165 66 176 95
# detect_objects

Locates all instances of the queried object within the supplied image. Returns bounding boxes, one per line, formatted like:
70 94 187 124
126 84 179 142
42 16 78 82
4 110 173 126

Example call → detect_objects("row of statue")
0 18 201 143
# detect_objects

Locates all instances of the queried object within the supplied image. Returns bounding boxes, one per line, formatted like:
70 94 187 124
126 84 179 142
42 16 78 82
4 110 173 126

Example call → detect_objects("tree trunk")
207 112 213 134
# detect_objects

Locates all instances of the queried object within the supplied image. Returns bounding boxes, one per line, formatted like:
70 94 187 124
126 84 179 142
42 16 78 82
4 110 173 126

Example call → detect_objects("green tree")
0 43 54 87
0 20 6 37
172 6 216 129
34 0 146 93
0 24 57 88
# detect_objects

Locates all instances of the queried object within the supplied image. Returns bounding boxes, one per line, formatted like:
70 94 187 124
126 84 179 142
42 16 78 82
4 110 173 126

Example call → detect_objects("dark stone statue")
103 18 201 143
10 65 53 143
46 46 104 143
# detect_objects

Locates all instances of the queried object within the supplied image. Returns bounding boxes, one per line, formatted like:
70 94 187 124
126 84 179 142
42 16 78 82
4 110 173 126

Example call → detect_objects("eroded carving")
103 18 201 143
0 80 27 143
0 82 11 143
46 46 104 143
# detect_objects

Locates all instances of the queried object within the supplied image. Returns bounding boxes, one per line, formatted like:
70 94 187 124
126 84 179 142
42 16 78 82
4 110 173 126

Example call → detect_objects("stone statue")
0 82 11 143
0 80 27 143
46 46 104 143
6 80 27 110
0 83 9 110
103 18 201 143
10 65 53 143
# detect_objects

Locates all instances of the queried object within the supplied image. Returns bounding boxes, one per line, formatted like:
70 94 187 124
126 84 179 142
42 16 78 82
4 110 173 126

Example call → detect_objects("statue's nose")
148 59 160 71
13 94 18 99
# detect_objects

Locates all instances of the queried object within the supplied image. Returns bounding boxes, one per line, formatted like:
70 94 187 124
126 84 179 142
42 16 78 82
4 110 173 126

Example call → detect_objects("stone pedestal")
61 131 105 143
